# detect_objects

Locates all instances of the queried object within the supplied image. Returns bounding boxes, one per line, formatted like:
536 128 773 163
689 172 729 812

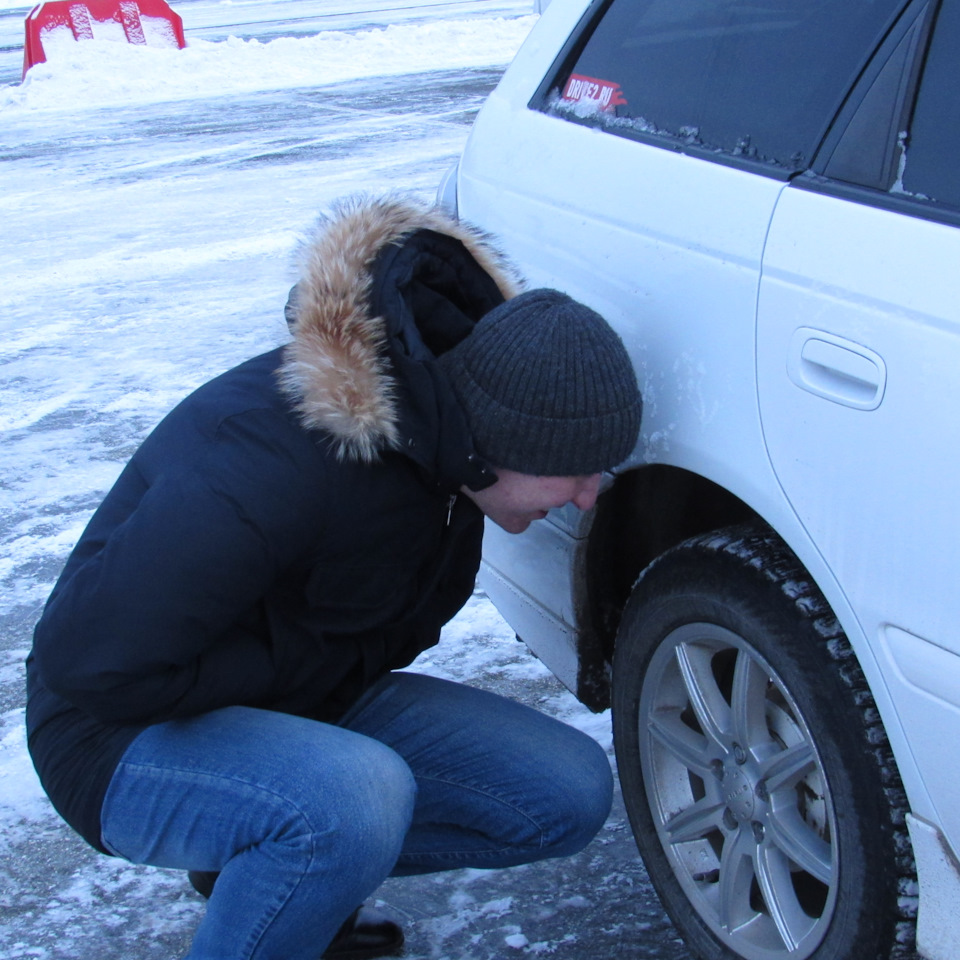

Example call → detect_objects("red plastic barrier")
22 0 186 79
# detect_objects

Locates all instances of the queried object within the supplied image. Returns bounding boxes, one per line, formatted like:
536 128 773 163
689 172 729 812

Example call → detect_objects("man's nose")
572 474 602 511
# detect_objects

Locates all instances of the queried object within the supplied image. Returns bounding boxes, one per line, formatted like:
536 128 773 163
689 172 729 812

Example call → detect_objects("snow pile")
4 15 536 112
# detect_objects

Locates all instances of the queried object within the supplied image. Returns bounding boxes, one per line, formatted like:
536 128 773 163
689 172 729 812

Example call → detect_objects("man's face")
462 468 602 534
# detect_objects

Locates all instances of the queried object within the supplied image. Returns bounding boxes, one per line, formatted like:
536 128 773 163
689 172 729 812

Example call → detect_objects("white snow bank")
4 15 536 112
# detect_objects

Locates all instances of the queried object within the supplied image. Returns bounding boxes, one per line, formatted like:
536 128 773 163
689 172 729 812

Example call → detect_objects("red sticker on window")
561 74 627 112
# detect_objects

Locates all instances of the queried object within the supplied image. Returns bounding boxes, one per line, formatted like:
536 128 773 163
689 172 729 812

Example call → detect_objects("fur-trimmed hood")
278 195 520 466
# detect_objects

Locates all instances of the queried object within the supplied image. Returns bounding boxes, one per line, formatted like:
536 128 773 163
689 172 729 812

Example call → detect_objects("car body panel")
758 182 960 839
447 0 960 953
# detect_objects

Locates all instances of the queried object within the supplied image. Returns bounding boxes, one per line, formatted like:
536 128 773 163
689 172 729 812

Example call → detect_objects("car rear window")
544 0 909 172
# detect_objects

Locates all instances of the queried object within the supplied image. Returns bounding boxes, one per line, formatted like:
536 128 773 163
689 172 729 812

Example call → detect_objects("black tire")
611 525 916 960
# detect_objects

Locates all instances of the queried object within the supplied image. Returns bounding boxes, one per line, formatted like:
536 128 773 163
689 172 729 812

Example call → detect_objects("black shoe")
187 869 218 900
324 904 404 960
186 872 404 959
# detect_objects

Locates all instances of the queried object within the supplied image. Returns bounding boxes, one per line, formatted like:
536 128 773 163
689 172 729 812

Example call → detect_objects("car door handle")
787 328 886 410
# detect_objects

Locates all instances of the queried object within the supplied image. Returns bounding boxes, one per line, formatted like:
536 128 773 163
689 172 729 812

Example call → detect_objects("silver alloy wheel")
638 621 838 960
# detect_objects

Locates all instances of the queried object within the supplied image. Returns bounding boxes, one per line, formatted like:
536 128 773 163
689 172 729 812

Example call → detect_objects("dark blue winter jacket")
26 196 518 852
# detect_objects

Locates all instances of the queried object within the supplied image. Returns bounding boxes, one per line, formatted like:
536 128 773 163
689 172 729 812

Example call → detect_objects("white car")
439 1 960 959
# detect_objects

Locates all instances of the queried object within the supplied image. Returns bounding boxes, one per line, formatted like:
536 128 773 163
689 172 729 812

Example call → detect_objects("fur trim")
278 194 520 462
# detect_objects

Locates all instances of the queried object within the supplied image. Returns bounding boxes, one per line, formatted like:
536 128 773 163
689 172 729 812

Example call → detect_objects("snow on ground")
4 15 536 110
0 4 690 956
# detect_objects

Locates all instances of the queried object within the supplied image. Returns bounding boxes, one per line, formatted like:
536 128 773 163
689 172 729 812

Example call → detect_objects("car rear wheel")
611 525 915 960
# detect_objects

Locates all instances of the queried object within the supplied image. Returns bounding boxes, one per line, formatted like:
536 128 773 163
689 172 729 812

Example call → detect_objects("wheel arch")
572 464 761 710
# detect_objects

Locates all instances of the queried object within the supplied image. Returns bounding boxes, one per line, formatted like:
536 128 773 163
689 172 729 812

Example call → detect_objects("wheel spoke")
648 709 716 778
717 826 755 931
730 649 772 751
754 842 814 951
761 740 817 793
676 642 731 748
766 807 833 885
664 794 727 843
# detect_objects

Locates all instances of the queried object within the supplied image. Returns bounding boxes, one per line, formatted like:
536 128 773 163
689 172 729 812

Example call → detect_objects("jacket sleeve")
32 409 325 725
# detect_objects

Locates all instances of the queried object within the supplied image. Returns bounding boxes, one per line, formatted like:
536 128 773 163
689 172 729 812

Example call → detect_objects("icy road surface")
0 2 691 957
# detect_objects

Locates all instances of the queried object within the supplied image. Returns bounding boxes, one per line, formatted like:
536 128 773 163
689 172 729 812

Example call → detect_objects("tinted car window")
817 0 931 191
546 0 908 171
899 0 960 208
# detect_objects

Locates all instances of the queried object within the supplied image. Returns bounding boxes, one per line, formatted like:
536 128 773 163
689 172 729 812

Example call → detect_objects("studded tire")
611 525 915 960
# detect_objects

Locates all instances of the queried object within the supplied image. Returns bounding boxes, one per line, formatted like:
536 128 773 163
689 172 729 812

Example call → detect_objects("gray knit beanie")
438 289 641 476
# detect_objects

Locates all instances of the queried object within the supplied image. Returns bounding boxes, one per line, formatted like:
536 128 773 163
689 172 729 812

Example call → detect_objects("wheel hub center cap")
722 767 755 821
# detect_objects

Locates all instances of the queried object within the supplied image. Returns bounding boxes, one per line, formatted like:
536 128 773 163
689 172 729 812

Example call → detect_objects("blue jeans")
99 672 613 960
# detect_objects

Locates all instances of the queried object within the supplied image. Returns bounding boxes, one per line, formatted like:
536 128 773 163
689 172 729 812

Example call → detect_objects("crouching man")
26 195 642 960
